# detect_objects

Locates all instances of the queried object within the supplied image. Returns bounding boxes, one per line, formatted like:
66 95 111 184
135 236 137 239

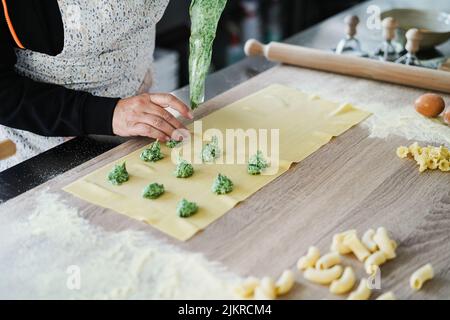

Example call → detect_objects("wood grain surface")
1 65 449 300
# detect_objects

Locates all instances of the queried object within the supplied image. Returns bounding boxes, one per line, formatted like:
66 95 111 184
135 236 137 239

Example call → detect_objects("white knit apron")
0 0 169 172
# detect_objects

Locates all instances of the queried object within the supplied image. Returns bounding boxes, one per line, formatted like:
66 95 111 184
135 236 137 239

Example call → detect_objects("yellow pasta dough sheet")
64 84 370 241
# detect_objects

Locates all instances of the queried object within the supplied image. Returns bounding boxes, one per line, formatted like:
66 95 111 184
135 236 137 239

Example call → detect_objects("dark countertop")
1 0 449 203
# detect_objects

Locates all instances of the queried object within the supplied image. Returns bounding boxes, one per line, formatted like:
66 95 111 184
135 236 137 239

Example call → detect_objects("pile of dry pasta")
397 143 450 173
233 227 434 300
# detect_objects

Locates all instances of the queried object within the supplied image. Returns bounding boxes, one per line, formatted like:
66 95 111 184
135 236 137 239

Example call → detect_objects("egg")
415 93 446 118
444 109 450 125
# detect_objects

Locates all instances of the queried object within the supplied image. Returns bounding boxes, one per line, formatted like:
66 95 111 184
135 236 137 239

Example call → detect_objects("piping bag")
189 0 227 110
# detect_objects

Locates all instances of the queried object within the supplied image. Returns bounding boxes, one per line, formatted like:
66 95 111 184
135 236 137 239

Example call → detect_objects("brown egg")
415 94 446 118
444 108 450 125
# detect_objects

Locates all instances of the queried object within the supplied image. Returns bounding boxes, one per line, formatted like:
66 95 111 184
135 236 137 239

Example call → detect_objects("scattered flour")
359 103 450 147
288 69 450 147
0 192 239 299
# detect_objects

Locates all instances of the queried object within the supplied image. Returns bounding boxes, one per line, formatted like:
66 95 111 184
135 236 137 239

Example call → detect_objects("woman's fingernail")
188 112 194 119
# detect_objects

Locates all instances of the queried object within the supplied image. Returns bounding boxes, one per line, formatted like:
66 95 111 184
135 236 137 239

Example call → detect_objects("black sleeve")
0 12 120 137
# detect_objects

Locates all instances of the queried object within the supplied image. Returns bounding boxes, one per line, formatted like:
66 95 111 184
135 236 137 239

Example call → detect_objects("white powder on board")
287 69 450 147
361 104 450 146
0 192 239 299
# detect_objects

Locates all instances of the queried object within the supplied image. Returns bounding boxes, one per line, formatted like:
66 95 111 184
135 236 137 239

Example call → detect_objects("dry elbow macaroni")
275 270 295 296
396 146 410 159
253 287 273 300
439 159 450 171
390 239 398 251
362 229 378 253
234 271 295 300
364 251 387 275
297 246 321 270
329 266 356 295
254 277 276 300
233 277 260 299
376 291 396 300
304 265 343 285
373 227 396 260
342 232 371 262
410 264 434 291
315 252 341 270
347 279 371 300
331 230 356 254
245 226 438 300
408 142 421 156
397 143 450 173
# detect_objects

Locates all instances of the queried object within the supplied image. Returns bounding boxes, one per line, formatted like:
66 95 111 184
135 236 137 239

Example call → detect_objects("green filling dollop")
177 198 199 218
142 183 165 199
202 136 220 163
211 173 233 194
174 159 194 178
140 140 164 162
108 162 129 185
247 151 269 175
166 139 182 149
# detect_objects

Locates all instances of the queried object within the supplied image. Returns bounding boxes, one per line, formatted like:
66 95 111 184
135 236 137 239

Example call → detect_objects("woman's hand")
112 93 193 141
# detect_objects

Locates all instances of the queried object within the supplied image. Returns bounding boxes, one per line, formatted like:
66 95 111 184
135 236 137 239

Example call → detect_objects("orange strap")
2 0 25 49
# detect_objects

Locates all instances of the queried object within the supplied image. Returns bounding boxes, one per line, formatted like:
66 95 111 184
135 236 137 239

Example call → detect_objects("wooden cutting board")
1 65 449 299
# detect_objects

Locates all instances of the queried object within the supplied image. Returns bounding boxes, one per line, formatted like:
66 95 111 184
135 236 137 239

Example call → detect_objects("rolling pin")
0 139 16 160
244 39 450 94
440 59 450 72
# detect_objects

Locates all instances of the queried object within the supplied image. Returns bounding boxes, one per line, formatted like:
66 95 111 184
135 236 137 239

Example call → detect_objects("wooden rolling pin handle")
0 139 16 160
382 17 398 41
244 39 450 94
345 15 360 38
244 39 267 57
405 28 423 54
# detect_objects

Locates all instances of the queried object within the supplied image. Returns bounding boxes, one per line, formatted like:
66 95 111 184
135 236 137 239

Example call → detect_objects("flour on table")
287 69 450 147
0 192 239 299
362 105 450 146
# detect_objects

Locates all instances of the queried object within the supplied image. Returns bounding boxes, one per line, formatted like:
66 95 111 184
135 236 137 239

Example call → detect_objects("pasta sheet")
64 84 370 241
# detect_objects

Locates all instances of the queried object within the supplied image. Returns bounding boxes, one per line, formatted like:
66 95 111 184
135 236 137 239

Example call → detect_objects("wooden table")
1 63 449 299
